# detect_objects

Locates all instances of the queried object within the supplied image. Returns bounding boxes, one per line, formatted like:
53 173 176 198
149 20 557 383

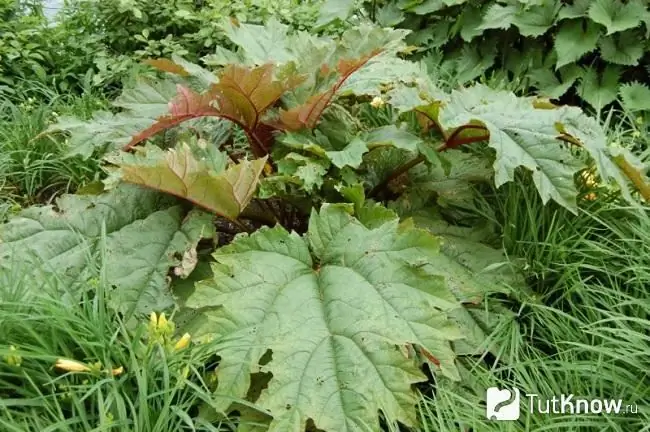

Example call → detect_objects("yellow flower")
581 170 598 188
174 333 191 351
370 96 385 108
584 192 597 201
4 345 22 367
149 311 158 329
111 366 124 376
55 359 91 373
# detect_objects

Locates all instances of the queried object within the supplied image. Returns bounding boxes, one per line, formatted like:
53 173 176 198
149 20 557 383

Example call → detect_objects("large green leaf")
45 79 178 159
438 85 602 211
220 18 295 65
0 185 215 315
184 205 463 431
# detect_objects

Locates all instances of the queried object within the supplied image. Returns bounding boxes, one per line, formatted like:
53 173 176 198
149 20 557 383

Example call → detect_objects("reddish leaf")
125 85 220 150
144 58 190 77
124 64 302 154
277 50 382 131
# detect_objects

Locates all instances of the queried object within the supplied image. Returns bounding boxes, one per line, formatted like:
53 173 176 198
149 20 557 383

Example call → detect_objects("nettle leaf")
315 0 356 27
0 185 215 315
438 84 610 212
458 4 487 42
577 65 620 110
480 2 560 36
107 143 267 220
598 30 645 66
404 0 468 15
619 82 650 112
528 64 582 99
558 0 591 20
587 0 649 35
451 44 496 84
511 2 561 37
376 2 405 27
479 4 518 31
184 205 463 431
554 19 602 68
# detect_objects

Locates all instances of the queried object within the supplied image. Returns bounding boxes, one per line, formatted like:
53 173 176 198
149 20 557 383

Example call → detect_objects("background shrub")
320 0 650 114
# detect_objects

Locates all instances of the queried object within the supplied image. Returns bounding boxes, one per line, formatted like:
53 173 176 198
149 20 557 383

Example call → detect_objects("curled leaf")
109 144 267 220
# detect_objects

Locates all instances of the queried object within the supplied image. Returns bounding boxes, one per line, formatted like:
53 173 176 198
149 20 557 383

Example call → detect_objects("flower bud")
55 359 91 373
174 333 191 351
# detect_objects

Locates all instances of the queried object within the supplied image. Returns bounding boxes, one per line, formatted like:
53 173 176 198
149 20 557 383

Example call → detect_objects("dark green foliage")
321 0 650 114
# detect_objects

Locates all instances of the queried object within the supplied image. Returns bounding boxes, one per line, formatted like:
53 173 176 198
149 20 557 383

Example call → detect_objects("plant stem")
369 154 425 198
369 125 489 198
231 218 252 233
415 108 446 139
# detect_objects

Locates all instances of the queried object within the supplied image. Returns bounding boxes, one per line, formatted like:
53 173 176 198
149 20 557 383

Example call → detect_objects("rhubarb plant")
2 19 649 432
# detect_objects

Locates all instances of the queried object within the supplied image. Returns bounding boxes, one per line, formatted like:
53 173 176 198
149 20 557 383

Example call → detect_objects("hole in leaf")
246 370 272 402
257 349 273 367
306 419 326 431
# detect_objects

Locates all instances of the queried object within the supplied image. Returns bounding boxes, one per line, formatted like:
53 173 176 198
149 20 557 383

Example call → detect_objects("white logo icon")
486 387 521 420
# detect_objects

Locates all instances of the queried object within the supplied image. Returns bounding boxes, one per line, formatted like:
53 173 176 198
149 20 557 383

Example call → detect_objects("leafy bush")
0 0 53 87
0 0 324 95
320 0 650 114
2 19 649 431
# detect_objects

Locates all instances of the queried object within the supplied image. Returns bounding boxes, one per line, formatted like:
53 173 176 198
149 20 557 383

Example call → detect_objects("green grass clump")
416 182 650 431
0 87 107 212
0 263 245 431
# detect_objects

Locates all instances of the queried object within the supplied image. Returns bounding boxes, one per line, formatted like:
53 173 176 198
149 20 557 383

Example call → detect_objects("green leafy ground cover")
0 2 649 431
